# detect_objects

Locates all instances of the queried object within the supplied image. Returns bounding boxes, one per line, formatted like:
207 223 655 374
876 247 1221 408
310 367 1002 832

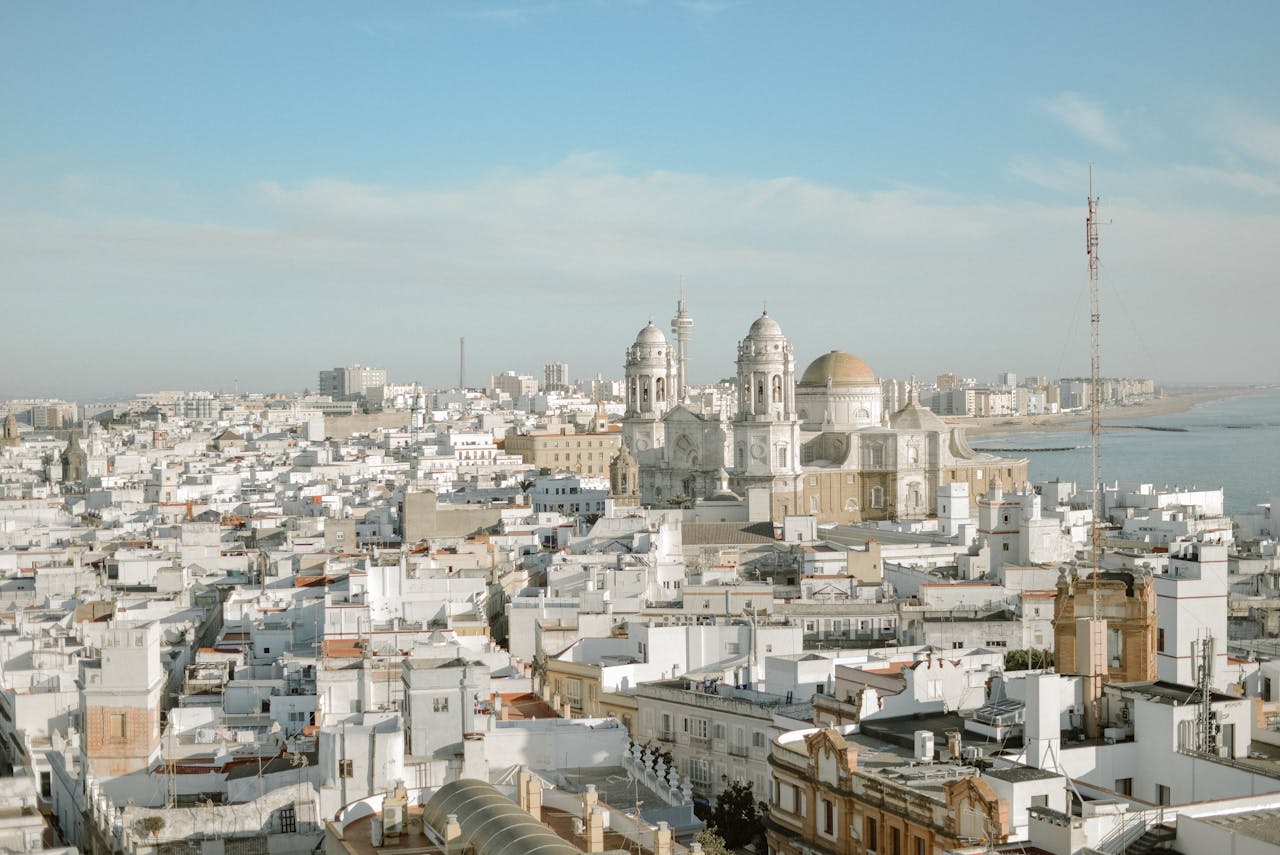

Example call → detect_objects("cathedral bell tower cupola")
735 311 796 422
622 321 676 453
732 311 801 479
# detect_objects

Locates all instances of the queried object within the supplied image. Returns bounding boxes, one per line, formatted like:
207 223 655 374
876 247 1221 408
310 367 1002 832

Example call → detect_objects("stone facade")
621 304 1028 524
768 726 1010 855
1053 568 1158 682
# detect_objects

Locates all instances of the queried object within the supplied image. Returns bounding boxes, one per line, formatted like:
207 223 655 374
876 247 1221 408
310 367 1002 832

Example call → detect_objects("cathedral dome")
799 351 877 387
634 321 668 346
746 312 783 339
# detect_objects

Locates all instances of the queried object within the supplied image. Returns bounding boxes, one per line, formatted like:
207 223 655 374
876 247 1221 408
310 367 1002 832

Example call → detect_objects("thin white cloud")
1041 92 1125 150
1218 110 1280 169
450 4 559 25
678 0 747 18
1007 156 1088 194
3 156 1278 395
1174 164 1280 198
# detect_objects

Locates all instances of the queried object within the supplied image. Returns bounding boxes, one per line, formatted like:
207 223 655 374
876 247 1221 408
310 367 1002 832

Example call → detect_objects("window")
870 486 884 509
777 446 788 468
40 772 51 799
565 678 583 706
109 713 127 740
278 805 297 834
823 800 834 835
1115 778 1133 796
1031 794 1048 808
1157 627 1165 653
339 760 354 778
753 731 766 748
1002 542 1009 552
433 697 450 713
263 647 271 654
1156 784 1171 805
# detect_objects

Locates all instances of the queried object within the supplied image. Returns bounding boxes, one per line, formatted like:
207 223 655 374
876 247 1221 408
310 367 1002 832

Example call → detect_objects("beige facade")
621 309 1027 525
768 727 1010 855
504 427 622 476
1053 569 1157 683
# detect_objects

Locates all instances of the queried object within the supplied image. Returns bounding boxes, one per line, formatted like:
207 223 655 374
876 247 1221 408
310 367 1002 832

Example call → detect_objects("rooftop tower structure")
670 281 694 402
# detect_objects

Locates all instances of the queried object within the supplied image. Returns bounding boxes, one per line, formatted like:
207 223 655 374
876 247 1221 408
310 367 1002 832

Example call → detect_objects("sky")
3 2 1279 399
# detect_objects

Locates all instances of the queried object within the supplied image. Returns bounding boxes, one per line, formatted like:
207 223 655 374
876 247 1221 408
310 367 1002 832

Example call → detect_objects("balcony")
657 730 676 743
690 735 712 749
727 744 749 758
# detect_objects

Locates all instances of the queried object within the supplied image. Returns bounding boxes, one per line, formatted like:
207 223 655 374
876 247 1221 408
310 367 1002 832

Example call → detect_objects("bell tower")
732 312 801 488
621 321 676 455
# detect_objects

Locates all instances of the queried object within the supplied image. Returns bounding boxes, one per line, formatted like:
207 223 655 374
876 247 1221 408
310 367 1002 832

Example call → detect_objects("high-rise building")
318 364 387 401
490 371 539 399
543 361 570 392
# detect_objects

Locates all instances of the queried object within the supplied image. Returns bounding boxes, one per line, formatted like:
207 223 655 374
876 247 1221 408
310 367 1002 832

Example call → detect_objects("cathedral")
610 300 1028 524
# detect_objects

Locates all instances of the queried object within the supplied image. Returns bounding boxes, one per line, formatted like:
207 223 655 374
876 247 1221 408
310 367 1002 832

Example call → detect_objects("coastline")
953 387 1277 440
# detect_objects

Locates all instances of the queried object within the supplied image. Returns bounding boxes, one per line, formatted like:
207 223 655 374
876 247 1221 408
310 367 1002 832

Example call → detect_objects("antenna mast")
1086 166 1103 605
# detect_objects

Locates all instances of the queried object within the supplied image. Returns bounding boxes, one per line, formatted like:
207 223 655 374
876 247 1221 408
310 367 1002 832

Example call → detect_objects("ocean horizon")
968 390 1280 516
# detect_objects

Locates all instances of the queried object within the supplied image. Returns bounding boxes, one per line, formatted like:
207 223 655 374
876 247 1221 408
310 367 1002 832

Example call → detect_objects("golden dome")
799 350 877 386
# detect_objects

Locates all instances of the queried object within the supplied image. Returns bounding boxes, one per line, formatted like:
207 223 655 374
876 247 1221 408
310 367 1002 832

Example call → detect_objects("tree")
696 827 731 855
134 816 165 841
1004 648 1054 671
710 781 765 849
643 741 674 772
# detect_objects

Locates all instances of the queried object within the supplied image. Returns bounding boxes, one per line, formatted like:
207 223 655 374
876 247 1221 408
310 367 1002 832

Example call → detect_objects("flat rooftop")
984 765 1060 783
1201 808 1280 845
860 711 1025 753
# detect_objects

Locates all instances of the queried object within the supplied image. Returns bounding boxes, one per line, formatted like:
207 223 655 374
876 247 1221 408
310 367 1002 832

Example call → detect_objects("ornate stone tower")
61 432 87 484
609 445 640 505
732 312 801 490
670 289 693 402
0 414 19 447
621 321 677 455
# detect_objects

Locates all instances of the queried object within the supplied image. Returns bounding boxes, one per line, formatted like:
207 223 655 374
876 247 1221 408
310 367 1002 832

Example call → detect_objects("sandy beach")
953 387 1276 440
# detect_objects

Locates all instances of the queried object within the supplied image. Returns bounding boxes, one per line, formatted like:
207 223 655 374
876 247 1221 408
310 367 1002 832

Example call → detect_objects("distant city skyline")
4 2 1279 398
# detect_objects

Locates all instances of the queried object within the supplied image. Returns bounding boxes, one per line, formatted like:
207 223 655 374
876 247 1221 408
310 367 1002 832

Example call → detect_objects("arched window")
777 444 788 468
870 445 884 467
907 446 919 464
772 375 783 403
870 486 884 509
642 382 650 405
756 378 766 406
655 377 665 402
736 443 745 467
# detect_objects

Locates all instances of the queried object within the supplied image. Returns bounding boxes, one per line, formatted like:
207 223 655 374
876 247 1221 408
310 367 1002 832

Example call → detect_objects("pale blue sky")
3 2 1278 398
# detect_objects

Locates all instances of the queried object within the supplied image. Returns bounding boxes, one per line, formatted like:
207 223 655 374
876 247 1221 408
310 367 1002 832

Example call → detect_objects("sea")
967 390 1280 517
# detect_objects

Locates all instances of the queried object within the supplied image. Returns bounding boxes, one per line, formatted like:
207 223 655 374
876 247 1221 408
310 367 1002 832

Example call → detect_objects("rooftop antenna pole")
459 337 466 390
1087 165 1103 609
